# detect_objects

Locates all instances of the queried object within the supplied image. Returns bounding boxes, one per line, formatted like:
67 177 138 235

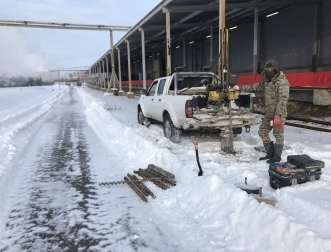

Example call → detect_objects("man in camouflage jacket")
235 60 290 163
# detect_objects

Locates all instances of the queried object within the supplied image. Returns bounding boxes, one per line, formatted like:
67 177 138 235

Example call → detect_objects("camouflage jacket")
240 71 290 118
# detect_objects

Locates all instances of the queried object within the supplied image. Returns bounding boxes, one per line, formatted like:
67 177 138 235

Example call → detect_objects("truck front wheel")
138 107 150 127
163 114 182 143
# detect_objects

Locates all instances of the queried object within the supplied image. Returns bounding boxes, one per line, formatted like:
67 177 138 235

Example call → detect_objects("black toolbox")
268 154 325 189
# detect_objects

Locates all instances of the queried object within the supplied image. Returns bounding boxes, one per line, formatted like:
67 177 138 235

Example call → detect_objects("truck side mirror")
140 89 147 95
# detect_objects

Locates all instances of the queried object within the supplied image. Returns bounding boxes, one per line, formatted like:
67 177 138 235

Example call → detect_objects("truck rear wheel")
138 107 150 127
163 114 182 143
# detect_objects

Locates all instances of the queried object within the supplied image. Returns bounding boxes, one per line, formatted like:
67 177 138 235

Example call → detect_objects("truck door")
142 80 158 118
149 78 167 121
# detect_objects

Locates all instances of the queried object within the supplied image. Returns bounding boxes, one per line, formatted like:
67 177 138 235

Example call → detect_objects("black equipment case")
268 154 325 189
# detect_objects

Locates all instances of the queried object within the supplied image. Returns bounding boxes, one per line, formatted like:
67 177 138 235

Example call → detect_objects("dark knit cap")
264 60 279 71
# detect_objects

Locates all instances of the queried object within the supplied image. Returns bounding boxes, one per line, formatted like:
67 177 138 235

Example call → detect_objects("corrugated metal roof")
94 0 321 64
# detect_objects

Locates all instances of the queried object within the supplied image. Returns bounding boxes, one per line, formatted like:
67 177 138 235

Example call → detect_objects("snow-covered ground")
0 84 330 251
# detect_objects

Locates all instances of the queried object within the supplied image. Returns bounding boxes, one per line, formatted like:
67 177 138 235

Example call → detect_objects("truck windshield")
146 80 158 96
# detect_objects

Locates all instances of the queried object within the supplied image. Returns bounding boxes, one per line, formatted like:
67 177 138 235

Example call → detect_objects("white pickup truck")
137 71 261 144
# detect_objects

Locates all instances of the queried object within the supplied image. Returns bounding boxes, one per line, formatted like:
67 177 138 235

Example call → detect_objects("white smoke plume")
0 27 50 77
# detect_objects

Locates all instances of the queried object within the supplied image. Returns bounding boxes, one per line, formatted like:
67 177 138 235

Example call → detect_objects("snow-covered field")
0 84 330 251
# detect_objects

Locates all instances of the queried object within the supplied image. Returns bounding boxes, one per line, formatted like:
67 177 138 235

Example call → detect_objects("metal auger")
145 168 176 186
124 176 148 202
134 169 169 190
128 174 156 199
99 177 160 186
99 181 126 186
147 164 175 179
99 165 176 201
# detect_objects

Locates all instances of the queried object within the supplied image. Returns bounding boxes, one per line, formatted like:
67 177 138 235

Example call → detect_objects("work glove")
233 85 240 90
273 115 284 129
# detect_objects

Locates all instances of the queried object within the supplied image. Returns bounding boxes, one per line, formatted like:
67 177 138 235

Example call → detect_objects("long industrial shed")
88 0 331 105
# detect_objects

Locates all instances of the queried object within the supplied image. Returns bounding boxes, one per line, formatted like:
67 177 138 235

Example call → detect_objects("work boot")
259 141 274 161
267 144 283 163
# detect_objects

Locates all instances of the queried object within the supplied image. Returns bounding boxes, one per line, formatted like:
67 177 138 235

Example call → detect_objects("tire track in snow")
0 111 103 251
1 88 177 252
0 91 63 132
0 90 65 174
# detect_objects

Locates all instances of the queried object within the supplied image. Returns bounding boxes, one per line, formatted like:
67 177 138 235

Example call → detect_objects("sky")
0 0 161 77
0 84 331 251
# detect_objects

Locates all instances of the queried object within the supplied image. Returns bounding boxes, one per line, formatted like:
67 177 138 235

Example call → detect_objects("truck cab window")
157 79 166 95
169 79 174 91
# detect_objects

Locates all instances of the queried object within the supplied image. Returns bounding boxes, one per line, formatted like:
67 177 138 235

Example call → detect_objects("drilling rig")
218 0 239 153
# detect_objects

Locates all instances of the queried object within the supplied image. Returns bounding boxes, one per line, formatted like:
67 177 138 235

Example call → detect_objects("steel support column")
117 48 124 96
93 66 95 85
94 66 96 85
312 3 321 72
95 65 97 86
109 30 119 94
89 68 91 85
210 26 214 70
98 62 101 88
139 28 147 89
199 40 202 71
218 0 226 83
253 7 259 74
183 37 186 71
100 62 102 88
163 8 171 76
126 39 134 99
94 65 97 86
102 59 105 89
91 67 94 85
134 57 137 79
95 64 98 87
90 66 93 85
105 57 109 89
152 50 155 79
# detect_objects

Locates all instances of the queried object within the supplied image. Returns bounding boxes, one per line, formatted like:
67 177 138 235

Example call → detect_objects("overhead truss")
0 20 131 31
